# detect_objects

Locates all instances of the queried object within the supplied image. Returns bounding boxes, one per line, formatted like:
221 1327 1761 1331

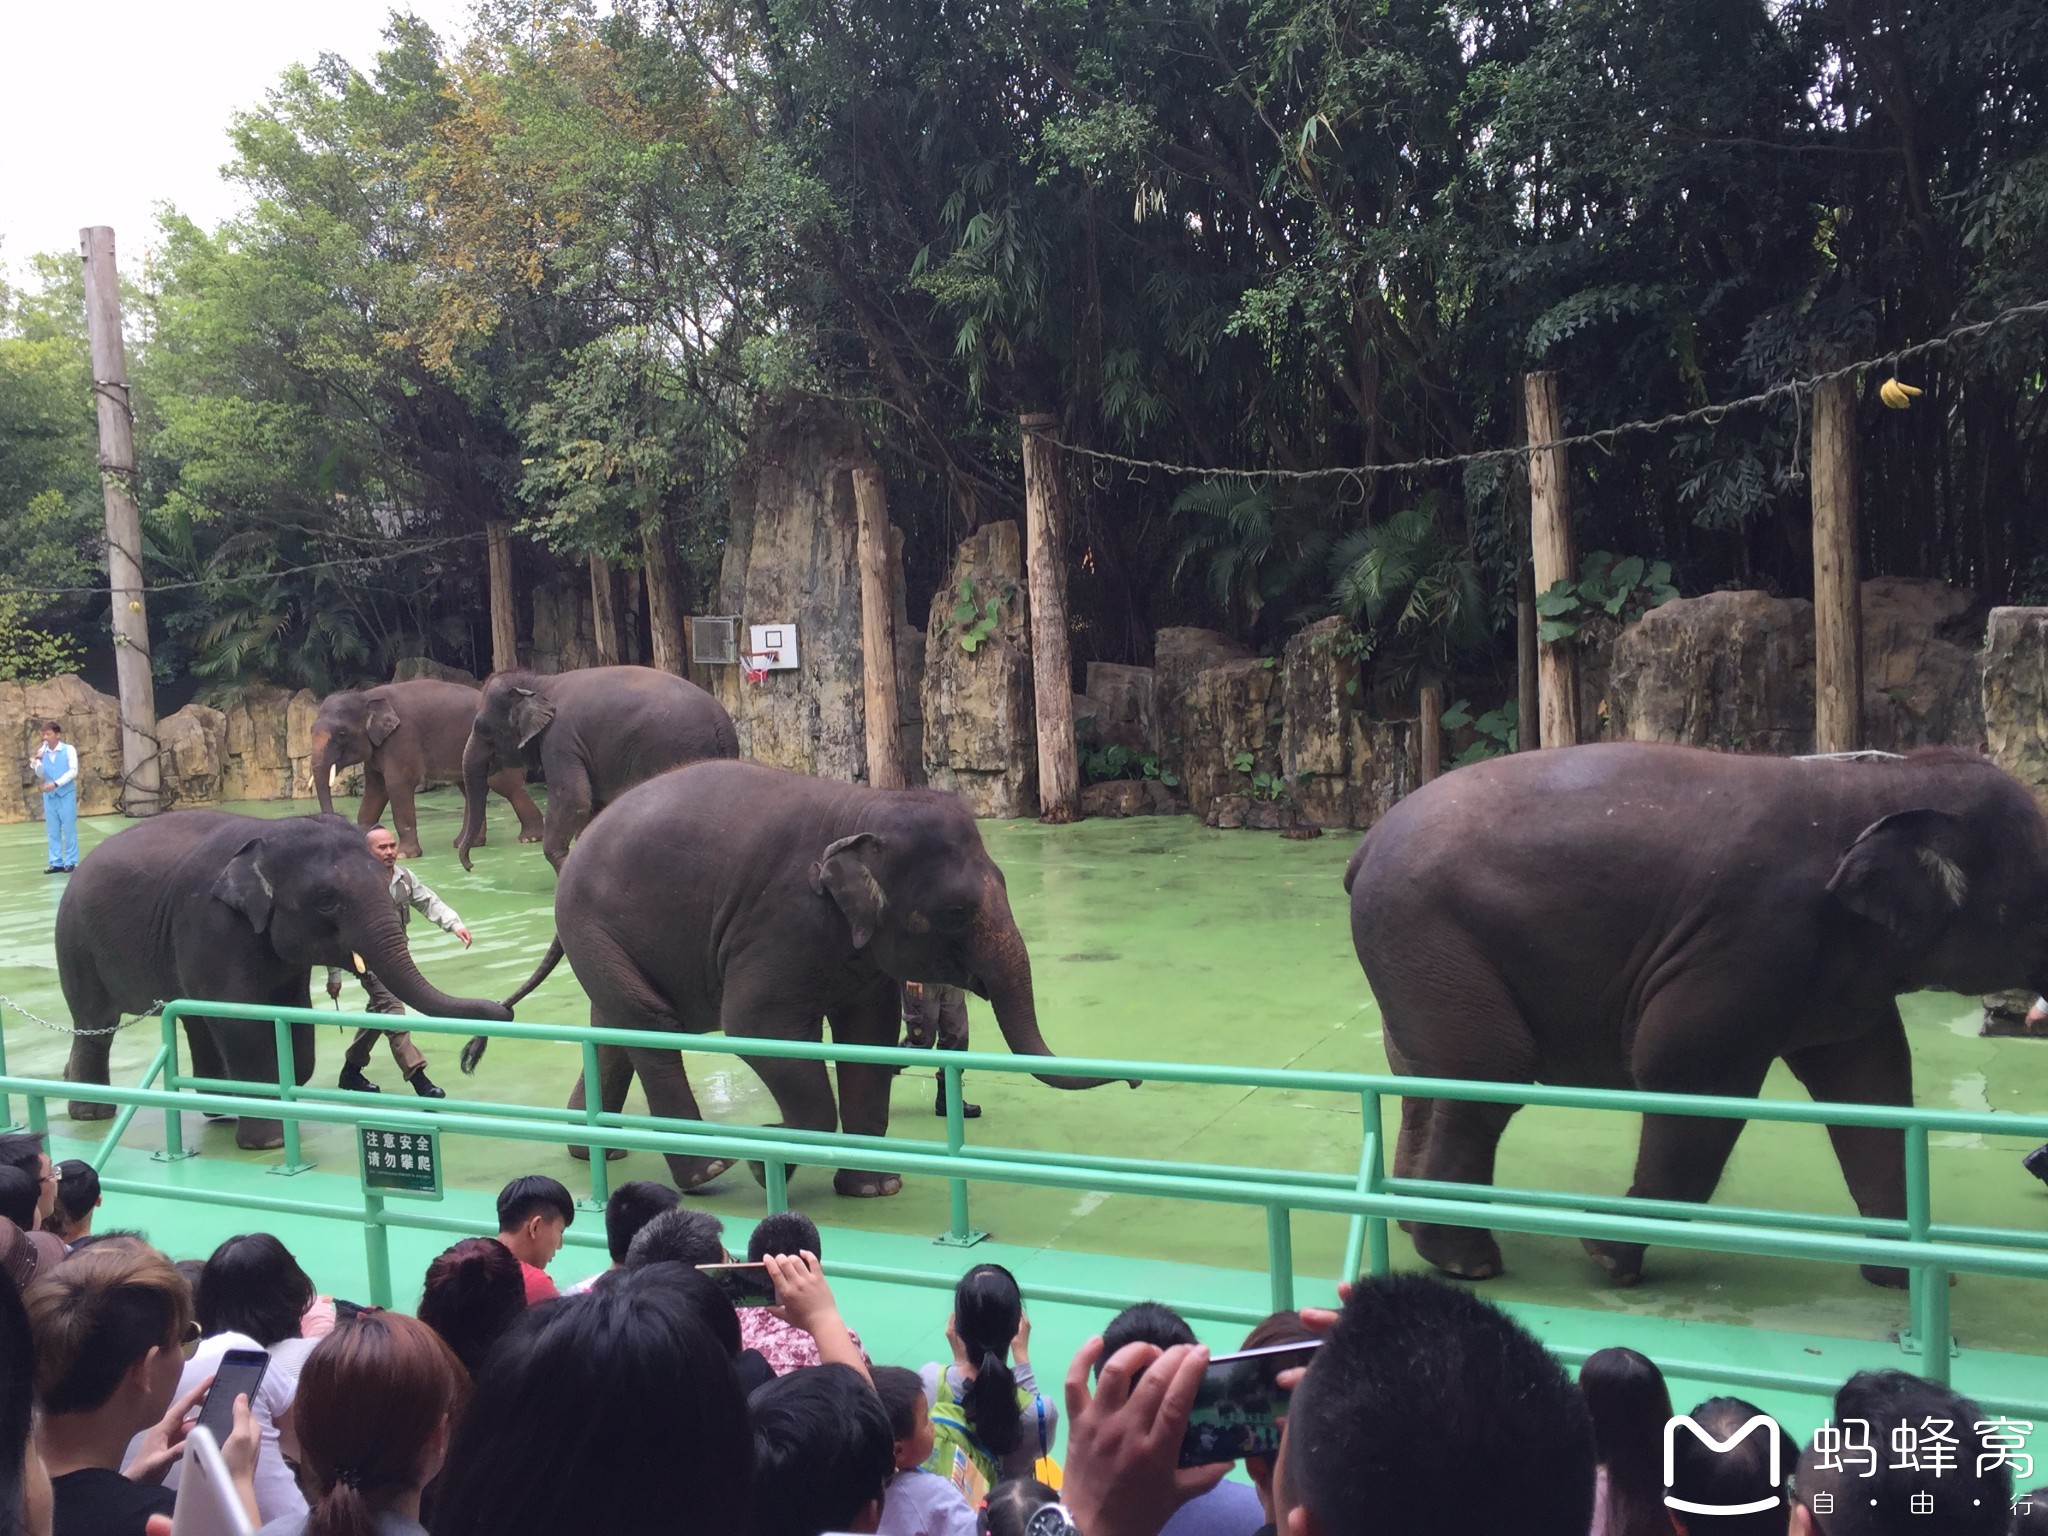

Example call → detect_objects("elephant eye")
314 891 342 915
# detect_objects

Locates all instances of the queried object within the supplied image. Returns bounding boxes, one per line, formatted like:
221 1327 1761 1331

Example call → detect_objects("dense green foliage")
0 0 2042 697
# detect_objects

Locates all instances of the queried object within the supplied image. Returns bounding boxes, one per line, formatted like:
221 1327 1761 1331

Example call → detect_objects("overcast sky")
0 0 477 282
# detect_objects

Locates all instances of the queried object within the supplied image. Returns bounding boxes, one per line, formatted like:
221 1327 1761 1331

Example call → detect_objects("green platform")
6 789 2048 1447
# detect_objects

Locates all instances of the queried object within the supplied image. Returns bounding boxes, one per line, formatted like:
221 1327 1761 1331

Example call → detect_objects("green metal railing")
5 998 2048 1415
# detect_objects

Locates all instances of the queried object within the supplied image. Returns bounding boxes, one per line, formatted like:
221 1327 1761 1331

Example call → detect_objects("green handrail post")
0 1005 17 1132
363 1190 393 1309
26 1090 47 1136
96 1044 171 1170
935 1064 986 1248
1341 1090 1390 1281
156 1011 192 1162
765 1153 790 1215
1266 1205 1295 1314
270 1017 313 1176
1902 1124 1953 1376
578 1040 610 1212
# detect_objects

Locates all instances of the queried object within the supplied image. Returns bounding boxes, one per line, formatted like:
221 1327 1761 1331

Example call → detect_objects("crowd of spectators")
4 1136 2044 1536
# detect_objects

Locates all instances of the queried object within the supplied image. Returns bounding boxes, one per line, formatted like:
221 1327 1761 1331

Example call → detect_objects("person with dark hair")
564 1181 679 1295
416 1239 526 1376
27 1239 260 1536
45 1161 101 1246
251 1310 468 1536
1236 1311 1317 1532
166 1235 320 1523
921 1264 1056 1501
1666 1395 1796 1536
3 1259 52 1536
429 1262 753 1536
1579 1347 1674 1536
1088 1303 1263 1536
873 1366 975 1536
1788 1370 2014 1536
0 1138 55 1231
324 825 468 1099
493 1176 574 1302
979 1479 1058 1536
31 720 80 874
740 1212 867 1374
1257 1274 1596 1536
622 1207 727 1270
748 1363 895 1536
0 1171 37 1234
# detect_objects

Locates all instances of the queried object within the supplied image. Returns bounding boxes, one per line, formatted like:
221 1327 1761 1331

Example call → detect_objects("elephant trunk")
973 906 1130 1091
350 907 511 1024
455 732 492 871
310 728 338 816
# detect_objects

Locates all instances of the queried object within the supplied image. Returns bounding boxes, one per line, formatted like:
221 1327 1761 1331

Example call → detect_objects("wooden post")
485 521 518 673
1020 414 1082 822
1524 372 1582 748
1811 374 1862 753
1516 561 1539 751
620 567 643 664
641 511 688 674
589 554 620 667
852 465 905 789
78 227 160 817
1419 684 1443 783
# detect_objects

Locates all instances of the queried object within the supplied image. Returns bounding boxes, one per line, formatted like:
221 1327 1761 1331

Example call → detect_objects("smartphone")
1177 1339 1322 1467
697 1261 777 1307
171 1425 254 1536
194 1349 268 1448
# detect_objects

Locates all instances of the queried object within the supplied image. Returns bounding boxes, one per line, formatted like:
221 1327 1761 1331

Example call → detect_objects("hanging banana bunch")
1878 377 1923 409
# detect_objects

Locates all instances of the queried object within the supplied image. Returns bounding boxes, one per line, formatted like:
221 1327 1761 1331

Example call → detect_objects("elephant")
56 810 513 1150
1345 742 2048 1289
456 666 738 872
311 678 543 858
465 759 1128 1195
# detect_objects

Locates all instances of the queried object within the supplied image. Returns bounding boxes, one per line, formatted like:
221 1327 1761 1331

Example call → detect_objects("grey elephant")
1346 742 2048 1288
57 811 512 1150
456 666 738 871
311 678 543 858
466 759 1127 1194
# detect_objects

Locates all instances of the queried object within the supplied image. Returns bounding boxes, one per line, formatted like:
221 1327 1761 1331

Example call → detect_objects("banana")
1879 378 1923 410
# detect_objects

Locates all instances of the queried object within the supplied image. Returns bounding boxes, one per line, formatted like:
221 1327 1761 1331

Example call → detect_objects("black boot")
408 1069 446 1100
934 1070 981 1119
339 1065 381 1094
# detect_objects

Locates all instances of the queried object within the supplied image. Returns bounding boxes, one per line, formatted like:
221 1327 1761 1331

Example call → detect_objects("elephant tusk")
328 765 340 792
351 952 366 975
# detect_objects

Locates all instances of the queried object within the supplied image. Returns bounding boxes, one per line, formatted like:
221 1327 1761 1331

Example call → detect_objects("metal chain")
0 994 161 1038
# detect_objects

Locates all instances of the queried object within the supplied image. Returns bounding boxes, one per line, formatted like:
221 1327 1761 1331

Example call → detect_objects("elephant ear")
1826 808 1971 942
810 832 885 949
213 839 276 934
365 697 402 747
509 688 555 750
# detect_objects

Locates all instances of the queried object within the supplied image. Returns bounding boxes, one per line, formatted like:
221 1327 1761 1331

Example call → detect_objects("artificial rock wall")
923 521 1036 816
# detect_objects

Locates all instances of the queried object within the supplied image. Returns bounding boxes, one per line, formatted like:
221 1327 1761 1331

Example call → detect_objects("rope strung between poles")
0 994 162 1037
0 532 492 600
1023 297 2048 483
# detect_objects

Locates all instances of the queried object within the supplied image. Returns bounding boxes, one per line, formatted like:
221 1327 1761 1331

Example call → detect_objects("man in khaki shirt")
326 825 469 1097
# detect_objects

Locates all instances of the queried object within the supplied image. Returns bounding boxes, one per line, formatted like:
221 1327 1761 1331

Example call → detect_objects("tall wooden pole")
78 228 160 817
1516 561 1539 751
1418 684 1443 783
485 521 518 673
1020 413 1082 822
1524 372 1582 748
640 507 688 674
852 466 905 789
1811 374 1863 752
589 554 621 667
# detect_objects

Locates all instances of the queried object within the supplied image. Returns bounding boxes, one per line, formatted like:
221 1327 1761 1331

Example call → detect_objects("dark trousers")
341 972 428 1076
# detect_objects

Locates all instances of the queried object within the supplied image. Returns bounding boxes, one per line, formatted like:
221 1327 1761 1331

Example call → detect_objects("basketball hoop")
741 651 778 685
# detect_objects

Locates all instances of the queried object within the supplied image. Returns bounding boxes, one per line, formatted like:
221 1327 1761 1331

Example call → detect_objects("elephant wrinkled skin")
472 759 1126 1195
57 810 512 1150
1345 743 2048 1288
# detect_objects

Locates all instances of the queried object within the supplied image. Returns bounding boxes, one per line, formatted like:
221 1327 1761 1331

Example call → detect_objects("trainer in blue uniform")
31 720 80 873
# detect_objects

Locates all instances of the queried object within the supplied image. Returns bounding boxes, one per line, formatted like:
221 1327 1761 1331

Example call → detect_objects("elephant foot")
833 1168 903 1198
518 829 544 844
1413 1223 1503 1280
235 1117 286 1152
68 1098 116 1123
398 841 425 859
667 1154 737 1191
1582 1238 1646 1288
1862 1264 1952 1290
568 1143 628 1162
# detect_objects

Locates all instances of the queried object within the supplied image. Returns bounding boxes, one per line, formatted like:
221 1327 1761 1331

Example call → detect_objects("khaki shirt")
327 867 464 988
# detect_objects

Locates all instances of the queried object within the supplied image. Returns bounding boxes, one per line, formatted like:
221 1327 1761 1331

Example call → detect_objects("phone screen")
1177 1340 1322 1467
697 1262 777 1308
195 1349 269 1446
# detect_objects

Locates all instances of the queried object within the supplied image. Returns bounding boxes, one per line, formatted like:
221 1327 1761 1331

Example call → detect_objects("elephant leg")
357 769 390 831
60 965 120 1122
625 1042 736 1191
828 986 904 1197
566 1043 634 1162
1412 1099 1522 1279
491 769 545 844
743 1043 838 1195
541 764 594 871
1381 1035 1431 1230
386 777 424 859
182 1018 236 1121
1783 1013 1913 1289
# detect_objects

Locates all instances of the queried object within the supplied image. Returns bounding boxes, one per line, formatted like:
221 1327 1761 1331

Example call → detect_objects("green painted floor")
6 789 2048 1437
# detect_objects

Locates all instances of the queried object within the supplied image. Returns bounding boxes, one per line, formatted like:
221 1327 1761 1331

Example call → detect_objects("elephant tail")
1342 827 1376 894
462 936 567 1076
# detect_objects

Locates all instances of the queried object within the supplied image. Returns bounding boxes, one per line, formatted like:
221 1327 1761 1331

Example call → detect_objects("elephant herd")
52 659 2048 1290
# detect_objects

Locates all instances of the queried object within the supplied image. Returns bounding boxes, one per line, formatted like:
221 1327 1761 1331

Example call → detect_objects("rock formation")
922 521 1036 816
1984 607 2048 804
2 675 122 822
